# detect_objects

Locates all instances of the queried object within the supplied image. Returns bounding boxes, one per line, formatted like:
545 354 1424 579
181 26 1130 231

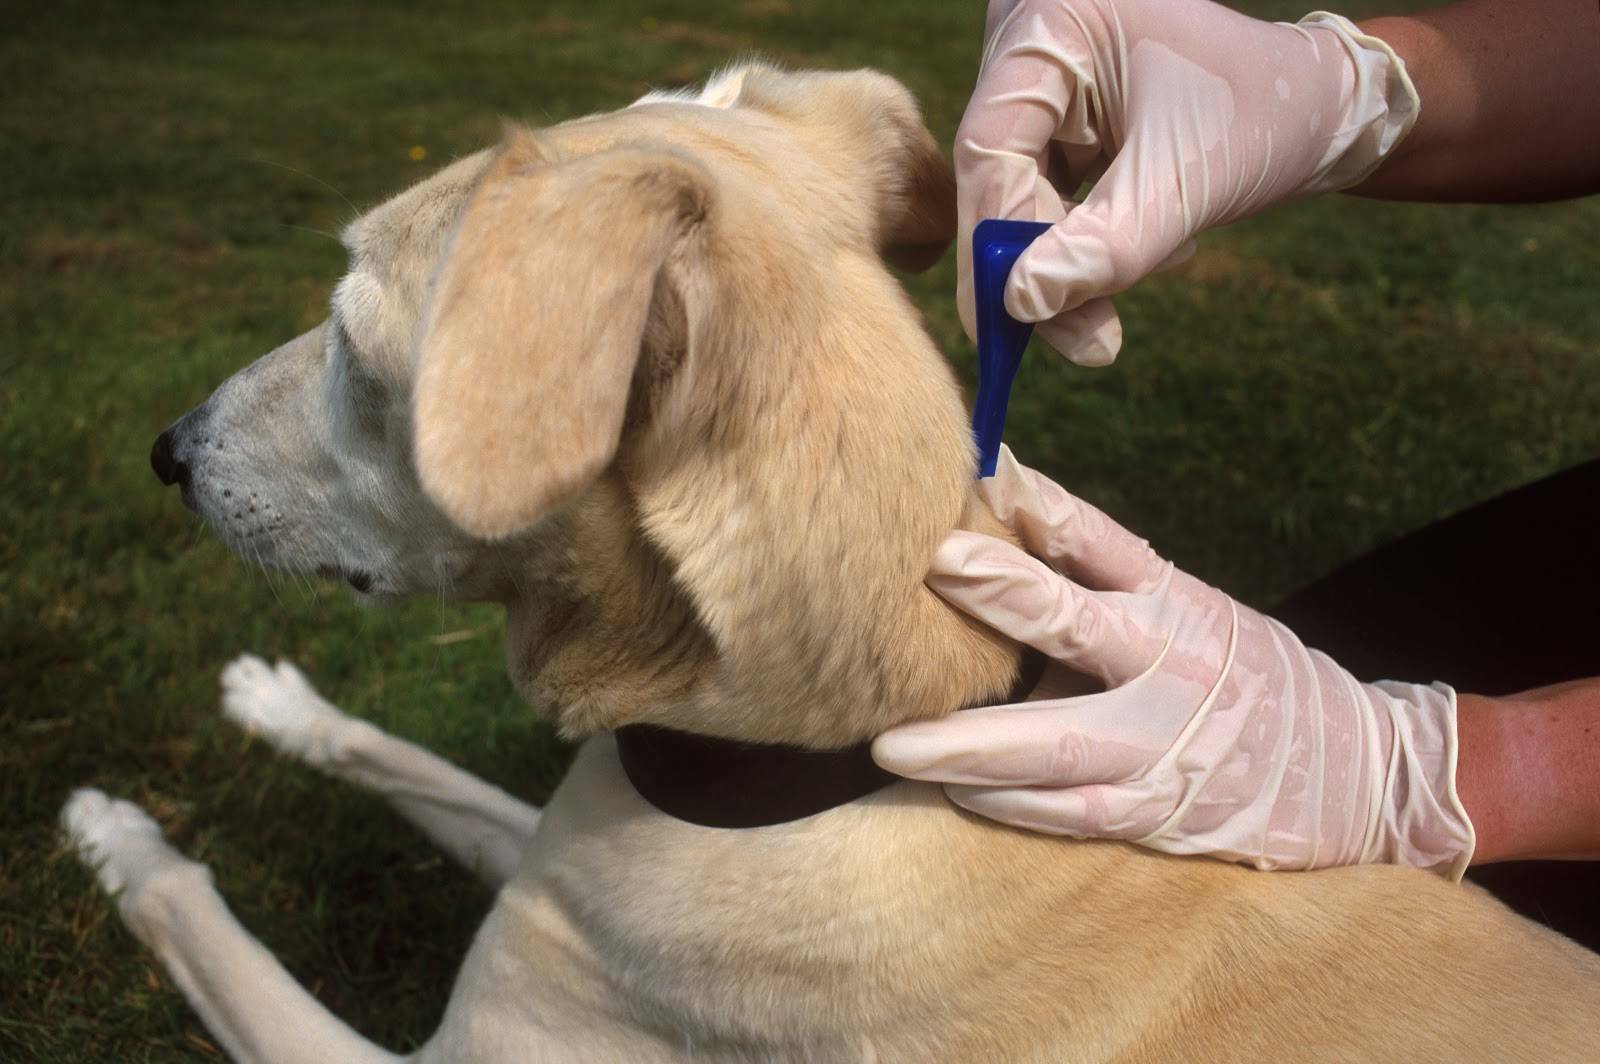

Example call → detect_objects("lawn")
3 0 1597 1058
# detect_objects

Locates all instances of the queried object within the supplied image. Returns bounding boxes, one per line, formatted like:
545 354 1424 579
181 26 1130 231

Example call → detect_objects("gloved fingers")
955 152 1075 345
874 698 1150 789
955 1 1103 343
944 780 1168 840
928 531 1163 685
955 243 979 344
875 642 1208 787
982 449 1169 594
954 160 1073 346
1031 295 1122 366
959 0 1099 163
1003 147 1195 326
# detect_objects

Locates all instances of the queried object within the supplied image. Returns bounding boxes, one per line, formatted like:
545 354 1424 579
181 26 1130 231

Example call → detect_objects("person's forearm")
1354 0 1600 201
1455 677 1600 864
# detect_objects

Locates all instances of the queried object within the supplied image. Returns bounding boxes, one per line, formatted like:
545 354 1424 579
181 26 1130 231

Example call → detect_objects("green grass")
3 1 1597 1058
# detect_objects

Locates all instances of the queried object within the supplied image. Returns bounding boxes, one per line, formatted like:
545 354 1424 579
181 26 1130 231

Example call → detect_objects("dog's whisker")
279 223 343 246
255 551 286 607
245 158 360 219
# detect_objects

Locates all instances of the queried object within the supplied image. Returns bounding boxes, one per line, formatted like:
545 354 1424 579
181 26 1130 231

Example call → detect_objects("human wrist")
1349 12 1468 198
1353 1 1600 201
1294 11 1422 194
1457 680 1600 864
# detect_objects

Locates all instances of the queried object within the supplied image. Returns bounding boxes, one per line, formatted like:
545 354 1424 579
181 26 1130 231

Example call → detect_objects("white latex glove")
955 1 1420 365
874 450 1475 878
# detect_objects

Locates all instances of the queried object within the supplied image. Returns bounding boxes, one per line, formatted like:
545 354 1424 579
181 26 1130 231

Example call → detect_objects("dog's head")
155 64 1022 746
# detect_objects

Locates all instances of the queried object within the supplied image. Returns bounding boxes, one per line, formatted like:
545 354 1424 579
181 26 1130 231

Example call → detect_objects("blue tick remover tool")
971 218 1053 478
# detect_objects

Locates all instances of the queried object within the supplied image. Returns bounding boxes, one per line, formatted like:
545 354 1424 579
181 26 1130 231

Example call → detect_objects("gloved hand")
955 1 1420 365
874 449 1476 877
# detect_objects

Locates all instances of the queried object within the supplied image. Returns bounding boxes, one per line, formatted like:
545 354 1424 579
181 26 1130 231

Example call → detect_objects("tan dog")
66 64 1600 1062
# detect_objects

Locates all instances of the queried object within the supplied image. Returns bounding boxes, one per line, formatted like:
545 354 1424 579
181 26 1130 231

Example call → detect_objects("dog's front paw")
61 788 167 895
221 654 354 766
61 789 212 933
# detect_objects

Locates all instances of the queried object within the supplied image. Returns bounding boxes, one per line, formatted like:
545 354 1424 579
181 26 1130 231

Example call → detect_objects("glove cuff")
1369 679 1478 880
1295 11 1421 194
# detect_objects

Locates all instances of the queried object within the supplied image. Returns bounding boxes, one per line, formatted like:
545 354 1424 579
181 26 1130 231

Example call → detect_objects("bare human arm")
1458 678 1600 863
1357 0 1600 201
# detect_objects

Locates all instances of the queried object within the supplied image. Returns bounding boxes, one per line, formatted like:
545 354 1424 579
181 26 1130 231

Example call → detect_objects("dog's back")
412 736 1600 1063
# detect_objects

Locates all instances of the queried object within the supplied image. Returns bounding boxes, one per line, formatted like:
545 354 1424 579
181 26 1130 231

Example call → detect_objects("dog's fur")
66 65 1600 1062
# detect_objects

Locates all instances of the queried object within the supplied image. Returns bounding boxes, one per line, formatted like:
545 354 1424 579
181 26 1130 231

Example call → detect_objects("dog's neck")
614 647 1047 829
503 473 1031 747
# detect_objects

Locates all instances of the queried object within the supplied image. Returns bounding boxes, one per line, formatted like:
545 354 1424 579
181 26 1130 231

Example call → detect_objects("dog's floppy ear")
415 128 711 540
860 73 958 273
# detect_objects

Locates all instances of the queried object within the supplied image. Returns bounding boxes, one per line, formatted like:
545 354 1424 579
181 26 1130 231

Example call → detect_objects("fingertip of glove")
1003 267 1054 324
946 783 1091 837
1055 325 1120 367
1068 343 1118 368
1029 297 1124 368
928 529 993 576
983 443 1027 505
871 725 946 778
927 532 1039 597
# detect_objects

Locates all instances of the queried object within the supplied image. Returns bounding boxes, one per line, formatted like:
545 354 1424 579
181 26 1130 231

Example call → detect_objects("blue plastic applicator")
971 218 1053 478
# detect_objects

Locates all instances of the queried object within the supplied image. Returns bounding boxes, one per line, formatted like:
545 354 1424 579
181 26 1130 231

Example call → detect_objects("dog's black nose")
150 430 190 488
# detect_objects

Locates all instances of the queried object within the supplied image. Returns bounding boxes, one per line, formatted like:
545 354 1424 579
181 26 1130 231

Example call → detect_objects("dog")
64 64 1600 1062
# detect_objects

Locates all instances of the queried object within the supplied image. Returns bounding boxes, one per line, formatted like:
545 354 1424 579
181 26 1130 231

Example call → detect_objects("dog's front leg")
219 655 541 888
61 790 404 1064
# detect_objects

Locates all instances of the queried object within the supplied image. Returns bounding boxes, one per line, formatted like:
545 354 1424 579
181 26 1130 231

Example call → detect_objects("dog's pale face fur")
163 64 1019 747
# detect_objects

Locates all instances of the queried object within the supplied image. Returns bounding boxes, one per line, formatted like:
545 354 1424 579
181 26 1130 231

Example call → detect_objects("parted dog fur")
66 64 1600 1062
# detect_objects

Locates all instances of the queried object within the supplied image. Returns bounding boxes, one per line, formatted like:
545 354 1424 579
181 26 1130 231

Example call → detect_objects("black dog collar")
616 648 1048 829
